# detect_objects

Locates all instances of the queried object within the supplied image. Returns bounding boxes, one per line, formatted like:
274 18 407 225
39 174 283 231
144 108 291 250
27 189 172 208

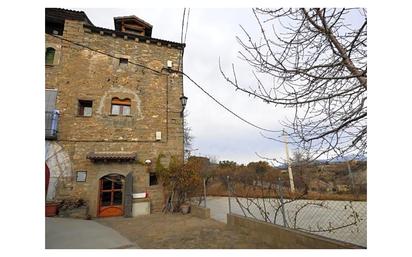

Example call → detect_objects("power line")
49 33 279 133
172 70 280 133
50 34 162 75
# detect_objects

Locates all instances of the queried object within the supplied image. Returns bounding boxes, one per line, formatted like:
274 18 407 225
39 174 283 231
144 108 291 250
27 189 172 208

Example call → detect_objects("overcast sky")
73 8 311 164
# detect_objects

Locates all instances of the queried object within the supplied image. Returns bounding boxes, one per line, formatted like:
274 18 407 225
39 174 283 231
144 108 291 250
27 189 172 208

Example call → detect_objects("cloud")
78 8 296 164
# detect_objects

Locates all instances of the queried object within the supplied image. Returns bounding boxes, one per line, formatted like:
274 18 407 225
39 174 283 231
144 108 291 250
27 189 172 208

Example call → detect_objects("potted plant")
46 201 60 217
180 202 191 214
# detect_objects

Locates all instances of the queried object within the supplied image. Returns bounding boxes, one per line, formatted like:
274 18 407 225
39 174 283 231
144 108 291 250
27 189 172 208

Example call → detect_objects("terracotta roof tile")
86 152 136 161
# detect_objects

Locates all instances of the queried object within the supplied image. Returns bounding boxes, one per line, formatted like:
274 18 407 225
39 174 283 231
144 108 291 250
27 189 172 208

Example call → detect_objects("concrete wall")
190 205 210 219
227 214 363 249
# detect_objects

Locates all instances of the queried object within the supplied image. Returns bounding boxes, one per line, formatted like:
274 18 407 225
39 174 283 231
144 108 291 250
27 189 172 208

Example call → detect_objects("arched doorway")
45 163 50 195
98 174 125 217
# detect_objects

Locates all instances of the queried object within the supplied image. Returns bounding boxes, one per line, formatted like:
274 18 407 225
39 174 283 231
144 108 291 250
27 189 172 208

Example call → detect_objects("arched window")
45 47 56 65
111 97 131 115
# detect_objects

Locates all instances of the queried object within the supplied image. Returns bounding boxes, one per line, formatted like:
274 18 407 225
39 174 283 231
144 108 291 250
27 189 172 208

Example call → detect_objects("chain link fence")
224 172 366 247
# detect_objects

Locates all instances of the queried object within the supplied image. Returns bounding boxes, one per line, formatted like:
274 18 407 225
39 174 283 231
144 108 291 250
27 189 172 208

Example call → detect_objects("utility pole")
346 160 356 194
283 130 295 193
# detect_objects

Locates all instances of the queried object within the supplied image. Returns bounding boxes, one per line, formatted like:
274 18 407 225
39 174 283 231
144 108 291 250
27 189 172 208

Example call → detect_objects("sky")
3 1 412 256
74 8 294 164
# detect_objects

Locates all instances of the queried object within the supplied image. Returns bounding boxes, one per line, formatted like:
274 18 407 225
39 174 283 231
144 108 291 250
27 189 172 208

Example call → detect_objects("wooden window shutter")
45 90 58 111
124 172 133 218
111 98 131 105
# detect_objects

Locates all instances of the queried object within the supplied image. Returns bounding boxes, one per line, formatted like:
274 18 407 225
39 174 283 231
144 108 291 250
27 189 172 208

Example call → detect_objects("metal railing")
45 110 60 140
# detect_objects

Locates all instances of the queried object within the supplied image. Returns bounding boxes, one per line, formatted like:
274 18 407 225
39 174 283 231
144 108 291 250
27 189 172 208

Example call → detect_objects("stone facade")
45 9 185 217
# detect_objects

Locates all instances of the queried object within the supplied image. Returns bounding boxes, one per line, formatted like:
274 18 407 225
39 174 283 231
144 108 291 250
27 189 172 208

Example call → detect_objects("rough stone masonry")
45 9 185 217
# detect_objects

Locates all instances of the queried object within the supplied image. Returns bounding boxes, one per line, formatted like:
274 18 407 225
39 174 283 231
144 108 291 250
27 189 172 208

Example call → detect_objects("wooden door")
98 174 125 217
124 172 133 217
45 163 50 195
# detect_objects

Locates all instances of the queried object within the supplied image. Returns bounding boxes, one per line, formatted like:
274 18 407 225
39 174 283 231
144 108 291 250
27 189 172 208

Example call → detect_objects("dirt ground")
96 213 270 249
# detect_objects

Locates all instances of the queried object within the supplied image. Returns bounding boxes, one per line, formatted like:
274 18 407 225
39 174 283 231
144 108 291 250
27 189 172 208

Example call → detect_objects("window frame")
45 47 56 65
111 98 131 116
78 100 93 117
119 58 129 67
149 172 158 186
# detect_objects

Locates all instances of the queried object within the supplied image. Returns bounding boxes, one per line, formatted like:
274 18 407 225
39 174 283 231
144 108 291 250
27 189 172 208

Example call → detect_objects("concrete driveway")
46 217 139 249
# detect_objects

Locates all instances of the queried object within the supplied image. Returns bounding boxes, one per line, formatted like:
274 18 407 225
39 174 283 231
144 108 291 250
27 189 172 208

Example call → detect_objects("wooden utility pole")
283 130 295 193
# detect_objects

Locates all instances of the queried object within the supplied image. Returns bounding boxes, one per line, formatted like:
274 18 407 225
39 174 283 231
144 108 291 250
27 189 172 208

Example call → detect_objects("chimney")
114 15 153 37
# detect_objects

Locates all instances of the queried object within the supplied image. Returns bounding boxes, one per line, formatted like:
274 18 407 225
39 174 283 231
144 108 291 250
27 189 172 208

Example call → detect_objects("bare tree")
183 110 194 160
220 8 367 161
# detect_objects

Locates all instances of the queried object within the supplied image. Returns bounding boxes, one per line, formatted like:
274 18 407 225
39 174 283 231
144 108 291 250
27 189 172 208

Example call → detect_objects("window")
149 173 158 186
119 58 128 67
46 21 64 35
45 47 56 65
78 100 93 116
111 98 131 115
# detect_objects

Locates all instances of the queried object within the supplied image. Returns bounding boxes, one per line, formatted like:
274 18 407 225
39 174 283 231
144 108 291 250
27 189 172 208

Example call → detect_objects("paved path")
46 217 138 249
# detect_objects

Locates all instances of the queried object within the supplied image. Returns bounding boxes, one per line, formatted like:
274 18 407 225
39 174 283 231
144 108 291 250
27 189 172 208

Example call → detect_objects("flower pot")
180 204 190 214
46 202 59 217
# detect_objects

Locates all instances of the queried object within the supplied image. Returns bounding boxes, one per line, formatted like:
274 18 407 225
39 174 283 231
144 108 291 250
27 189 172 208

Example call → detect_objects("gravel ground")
96 213 270 249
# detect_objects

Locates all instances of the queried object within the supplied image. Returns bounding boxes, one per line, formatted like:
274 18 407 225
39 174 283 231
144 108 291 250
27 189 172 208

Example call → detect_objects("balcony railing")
46 110 60 140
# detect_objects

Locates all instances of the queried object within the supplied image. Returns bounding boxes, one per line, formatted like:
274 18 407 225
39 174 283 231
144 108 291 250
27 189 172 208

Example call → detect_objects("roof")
45 8 94 26
86 152 137 161
84 24 185 49
46 8 184 49
114 15 153 28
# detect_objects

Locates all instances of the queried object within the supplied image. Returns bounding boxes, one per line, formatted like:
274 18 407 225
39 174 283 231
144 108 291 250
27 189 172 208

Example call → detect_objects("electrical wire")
50 33 162 75
174 70 281 133
48 33 280 133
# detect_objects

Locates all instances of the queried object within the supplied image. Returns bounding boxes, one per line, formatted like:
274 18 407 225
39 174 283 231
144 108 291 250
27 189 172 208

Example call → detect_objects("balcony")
46 110 60 140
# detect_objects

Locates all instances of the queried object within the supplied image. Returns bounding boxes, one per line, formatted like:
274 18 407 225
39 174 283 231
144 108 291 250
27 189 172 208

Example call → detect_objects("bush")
59 198 88 211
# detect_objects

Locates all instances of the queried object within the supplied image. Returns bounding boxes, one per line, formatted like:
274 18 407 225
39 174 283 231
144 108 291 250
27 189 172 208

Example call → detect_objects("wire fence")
191 178 208 208
225 173 366 247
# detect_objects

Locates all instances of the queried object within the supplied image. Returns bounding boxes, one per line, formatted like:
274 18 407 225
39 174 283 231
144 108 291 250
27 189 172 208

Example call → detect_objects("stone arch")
97 85 143 120
45 141 73 201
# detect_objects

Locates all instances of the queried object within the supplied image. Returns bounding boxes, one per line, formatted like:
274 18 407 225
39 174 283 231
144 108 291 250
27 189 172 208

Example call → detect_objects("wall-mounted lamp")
180 95 188 116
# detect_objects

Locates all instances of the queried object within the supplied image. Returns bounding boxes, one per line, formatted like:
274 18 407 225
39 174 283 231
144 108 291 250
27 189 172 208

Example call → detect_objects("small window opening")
78 100 93 117
119 58 128 67
149 173 158 186
111 98 131 116
45 47 56 65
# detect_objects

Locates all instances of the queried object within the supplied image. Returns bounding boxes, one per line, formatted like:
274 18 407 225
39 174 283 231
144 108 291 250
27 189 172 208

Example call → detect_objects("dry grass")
205 181 366 202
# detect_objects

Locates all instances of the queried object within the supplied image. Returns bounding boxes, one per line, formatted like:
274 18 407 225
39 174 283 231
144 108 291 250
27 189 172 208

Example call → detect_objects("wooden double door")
98 173 133 218
98 174 125 217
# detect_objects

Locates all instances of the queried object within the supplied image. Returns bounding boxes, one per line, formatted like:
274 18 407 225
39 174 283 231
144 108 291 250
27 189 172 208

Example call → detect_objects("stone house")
45 8 186 217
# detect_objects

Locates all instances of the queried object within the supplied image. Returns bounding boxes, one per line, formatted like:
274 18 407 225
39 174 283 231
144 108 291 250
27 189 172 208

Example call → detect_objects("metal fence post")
203 178 207 208
227 176 231 214
277 177 288 227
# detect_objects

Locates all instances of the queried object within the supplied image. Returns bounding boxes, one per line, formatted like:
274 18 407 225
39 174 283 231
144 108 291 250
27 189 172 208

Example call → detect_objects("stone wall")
190 205 211 219
45 18 184 217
